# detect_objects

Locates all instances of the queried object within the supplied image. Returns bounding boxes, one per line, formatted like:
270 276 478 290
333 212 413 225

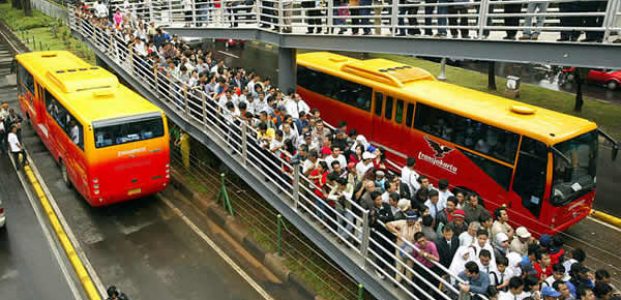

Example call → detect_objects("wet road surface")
0 45 80 299
18 118 307 300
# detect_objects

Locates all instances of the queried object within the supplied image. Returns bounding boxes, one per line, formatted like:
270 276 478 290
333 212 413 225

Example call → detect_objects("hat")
362 152 375 160
303 131 312 138
375 170 385 177
539 234 553 248
516 226 531 239
367 145 376 153
405 210 418 221
453 209 465 219
397 199 411 212
541 286 561 297
495 232 509 245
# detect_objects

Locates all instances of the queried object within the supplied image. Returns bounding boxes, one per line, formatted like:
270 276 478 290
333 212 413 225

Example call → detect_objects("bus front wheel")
60 161 71 188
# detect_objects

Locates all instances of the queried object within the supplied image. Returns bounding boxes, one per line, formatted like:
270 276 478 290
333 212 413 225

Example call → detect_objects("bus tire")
60 161 71 188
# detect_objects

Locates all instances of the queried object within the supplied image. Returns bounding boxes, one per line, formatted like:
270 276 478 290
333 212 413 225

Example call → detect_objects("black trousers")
559 1 581 40
504 2 522 37
424 0 437 35
582 0 607 41
12 150 26 170
448 6 469 37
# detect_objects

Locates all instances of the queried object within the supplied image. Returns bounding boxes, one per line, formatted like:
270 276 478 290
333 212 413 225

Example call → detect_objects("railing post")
291 161 300 211
192 0 196 26
391 0 398 37
241 121 248 166
277 214 283 256
602 0 620 43
201 93 208 129
327 0 334 31
183 87 190 115
359 210 371 267
477 0 489 39
278 0 284 31
168 0 173 24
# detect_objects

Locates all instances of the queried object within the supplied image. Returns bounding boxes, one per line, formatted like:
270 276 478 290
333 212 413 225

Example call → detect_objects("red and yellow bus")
297 52 598 235
16 51 170 206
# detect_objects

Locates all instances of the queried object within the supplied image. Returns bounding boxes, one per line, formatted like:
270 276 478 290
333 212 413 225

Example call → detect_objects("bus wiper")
550 146 571 165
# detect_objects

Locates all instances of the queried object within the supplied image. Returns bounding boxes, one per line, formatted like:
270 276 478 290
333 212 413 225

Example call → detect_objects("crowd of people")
74 4 620 300
87 0 621 42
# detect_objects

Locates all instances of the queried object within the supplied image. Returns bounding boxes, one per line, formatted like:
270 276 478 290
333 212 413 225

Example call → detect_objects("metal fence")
69 12 494 299
30 0 70 23
92 0 621 43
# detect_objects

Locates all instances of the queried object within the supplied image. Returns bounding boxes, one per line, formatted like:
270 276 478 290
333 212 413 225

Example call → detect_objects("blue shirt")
457 270 490 295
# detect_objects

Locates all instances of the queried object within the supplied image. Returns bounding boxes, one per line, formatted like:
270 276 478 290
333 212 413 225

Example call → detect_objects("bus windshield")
93 112 164 148
551 130 598 206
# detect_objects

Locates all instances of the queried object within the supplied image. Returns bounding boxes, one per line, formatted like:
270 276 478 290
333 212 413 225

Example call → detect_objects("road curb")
591 210 621 228
171 172 322 300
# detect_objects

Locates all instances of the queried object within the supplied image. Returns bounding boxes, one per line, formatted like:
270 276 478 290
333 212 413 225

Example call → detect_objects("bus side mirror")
612 145 619 161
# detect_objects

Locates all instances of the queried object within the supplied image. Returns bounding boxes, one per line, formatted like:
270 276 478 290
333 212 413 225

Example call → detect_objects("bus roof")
15 51 162 123
297 52 597 145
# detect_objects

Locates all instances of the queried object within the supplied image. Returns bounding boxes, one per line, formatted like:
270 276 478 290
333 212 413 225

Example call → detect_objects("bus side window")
405 103 415 127
17 63 34 96
395 99 404 124
513 137 547 217
384 96 393 120
374 92 383 117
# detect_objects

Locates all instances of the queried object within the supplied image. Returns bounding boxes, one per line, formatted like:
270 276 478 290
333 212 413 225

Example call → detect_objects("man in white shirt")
94 0 109 19
424 189 445 220
401 157 420 194
324 146 347 172
437 178 453 208
492 207 515 240
8 125 27 170
498 277 529 300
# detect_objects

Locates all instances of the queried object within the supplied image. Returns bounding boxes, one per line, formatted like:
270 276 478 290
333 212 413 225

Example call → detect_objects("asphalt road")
0 99 79 300
6 84 306 299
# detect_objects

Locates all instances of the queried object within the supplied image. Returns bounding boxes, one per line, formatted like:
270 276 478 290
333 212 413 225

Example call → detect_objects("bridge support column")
277 47 296 93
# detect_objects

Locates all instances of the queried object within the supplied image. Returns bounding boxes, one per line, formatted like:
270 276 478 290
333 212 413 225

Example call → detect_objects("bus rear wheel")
60 161 71 188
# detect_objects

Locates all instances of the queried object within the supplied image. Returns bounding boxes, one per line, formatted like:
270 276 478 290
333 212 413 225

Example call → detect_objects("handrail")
77 0 621 44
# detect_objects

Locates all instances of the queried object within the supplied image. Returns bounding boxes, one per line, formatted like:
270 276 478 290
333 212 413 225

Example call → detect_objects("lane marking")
217 50 240 59
25 154 108 296
160 196 275 300
586 216 621 233
9 154 83 300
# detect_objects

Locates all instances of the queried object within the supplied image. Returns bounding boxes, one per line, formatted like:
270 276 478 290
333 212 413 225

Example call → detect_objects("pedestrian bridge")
69 13 476 300
126 0 620 70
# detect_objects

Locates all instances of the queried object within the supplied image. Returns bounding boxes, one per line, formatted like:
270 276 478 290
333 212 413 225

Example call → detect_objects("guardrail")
85 0 621 43
69 12 492 300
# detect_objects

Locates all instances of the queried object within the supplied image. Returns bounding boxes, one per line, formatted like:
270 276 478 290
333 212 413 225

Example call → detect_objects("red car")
562 67 621 90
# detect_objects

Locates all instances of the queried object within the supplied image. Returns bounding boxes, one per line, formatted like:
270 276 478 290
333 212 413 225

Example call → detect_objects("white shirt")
401 166 421 193
424 199 445 219
133 41 148 57
94 2 108 18
356 161 373 179
302 159 318 175
71 125 80 144
438 189 453 208
498 291 529 300
8 132 21 152
284 98 310 119
324 154 347 172
459 231 475 247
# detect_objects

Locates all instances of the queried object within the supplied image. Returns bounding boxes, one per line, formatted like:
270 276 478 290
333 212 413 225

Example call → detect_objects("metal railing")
82 0 621 43
69 12 491 299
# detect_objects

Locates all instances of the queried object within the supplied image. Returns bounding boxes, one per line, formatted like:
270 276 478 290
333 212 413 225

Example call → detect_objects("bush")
0 3 55 30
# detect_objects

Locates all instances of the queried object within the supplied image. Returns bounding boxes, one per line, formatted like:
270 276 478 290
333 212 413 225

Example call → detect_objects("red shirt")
309 169 327 199
534 262 553 279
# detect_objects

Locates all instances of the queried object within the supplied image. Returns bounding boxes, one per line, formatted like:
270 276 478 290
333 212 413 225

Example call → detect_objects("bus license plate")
128 188 142 196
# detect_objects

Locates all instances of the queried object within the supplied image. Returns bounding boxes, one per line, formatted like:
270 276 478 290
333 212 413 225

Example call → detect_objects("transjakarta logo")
418 136 458 174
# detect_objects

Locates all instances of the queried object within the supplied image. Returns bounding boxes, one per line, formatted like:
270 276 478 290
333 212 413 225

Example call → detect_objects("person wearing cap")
445 208 467 237
492 207 515 241
356 151 375 179
541 286 562 300
394 199 411 220
374 170 387 192
387 210 421 284
511 226 533 256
